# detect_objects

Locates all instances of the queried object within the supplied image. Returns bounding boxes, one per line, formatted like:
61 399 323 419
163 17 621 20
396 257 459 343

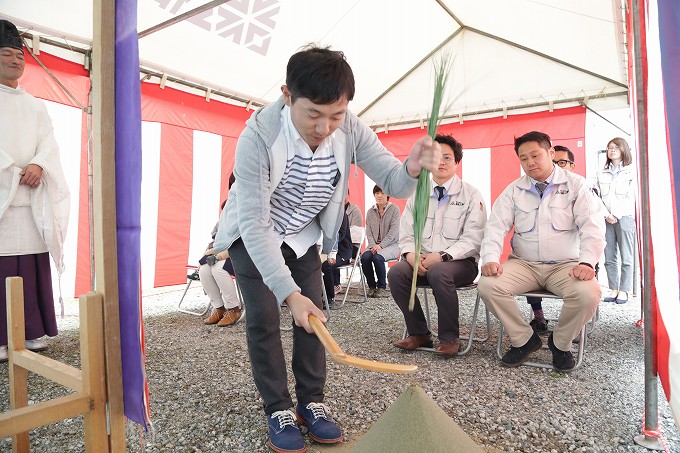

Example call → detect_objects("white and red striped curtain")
24 50 594 298
627 0 680 429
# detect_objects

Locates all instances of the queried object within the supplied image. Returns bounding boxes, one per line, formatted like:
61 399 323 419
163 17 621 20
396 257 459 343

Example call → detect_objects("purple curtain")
115 0 150 429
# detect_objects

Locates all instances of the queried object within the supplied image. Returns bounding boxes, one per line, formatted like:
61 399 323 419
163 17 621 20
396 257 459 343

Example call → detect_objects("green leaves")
408 53 452 312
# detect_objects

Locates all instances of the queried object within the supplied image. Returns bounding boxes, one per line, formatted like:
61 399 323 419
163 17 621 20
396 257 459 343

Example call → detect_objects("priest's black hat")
0 20 23 51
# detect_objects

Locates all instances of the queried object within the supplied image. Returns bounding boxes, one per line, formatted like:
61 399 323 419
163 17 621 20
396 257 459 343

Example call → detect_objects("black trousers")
388 257 478 341
228 239 326 415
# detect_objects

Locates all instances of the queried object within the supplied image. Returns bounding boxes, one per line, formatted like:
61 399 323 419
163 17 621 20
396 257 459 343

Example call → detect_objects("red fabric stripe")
154 125 194 287
377 107 585 163
21 50 90 108
141 84 251 137
220 136 237 205
490 144 521 262
74 111 92 297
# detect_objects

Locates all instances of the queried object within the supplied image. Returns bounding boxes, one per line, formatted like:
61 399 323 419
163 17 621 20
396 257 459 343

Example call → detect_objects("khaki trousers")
478 258 600 351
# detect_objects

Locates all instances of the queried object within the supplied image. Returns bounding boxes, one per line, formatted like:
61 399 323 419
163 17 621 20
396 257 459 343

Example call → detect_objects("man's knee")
477 275 496 300
388 261 410 282
565 280 601 309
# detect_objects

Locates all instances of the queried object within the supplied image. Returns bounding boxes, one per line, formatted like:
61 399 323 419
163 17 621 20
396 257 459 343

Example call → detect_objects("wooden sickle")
309 315 417 374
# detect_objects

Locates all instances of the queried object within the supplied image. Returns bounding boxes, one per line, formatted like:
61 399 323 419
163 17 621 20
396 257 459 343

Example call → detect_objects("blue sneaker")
267 410 306 453
295 402 342 444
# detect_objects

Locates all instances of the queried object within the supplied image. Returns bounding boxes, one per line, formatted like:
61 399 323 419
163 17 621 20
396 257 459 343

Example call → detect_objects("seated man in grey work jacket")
478 131 605 371
390 134 487 355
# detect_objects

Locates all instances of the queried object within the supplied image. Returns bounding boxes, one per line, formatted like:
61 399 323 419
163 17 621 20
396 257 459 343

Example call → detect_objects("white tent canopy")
2 0 629 128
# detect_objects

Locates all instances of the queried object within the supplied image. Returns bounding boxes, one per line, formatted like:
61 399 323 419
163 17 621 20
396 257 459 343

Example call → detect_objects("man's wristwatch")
579 262 593 269
440 251 452 262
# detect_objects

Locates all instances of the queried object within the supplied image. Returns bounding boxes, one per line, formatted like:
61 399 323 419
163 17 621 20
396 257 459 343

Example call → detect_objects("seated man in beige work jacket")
478 131 605 372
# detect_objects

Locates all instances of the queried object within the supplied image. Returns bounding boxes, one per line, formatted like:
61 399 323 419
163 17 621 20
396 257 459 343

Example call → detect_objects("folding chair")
334 229 369 307
401 283 491 355
178 264 246 323
177 265 210 316
495 290 590 370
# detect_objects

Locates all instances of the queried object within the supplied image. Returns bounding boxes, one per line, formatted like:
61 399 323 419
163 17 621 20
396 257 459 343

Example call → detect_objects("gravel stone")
1 284 679 452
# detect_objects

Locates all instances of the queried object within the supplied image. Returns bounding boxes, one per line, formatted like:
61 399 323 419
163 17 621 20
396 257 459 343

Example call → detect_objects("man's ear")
281 85 292 106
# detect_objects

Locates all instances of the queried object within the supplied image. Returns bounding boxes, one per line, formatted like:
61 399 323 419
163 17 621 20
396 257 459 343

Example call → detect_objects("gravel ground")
1 282 679 452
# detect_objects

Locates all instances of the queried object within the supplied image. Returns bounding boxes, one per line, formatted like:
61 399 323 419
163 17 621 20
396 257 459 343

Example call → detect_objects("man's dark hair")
372 185 389 200
434 134 463 163
514 131 552 155
286 45 355 104
553 145 574 163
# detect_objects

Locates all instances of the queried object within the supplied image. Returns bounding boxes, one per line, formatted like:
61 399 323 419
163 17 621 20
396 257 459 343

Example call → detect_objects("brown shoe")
372 288 389 298
204 307 226 325
218 307 243 327
435 339 460 356
393 334 433 350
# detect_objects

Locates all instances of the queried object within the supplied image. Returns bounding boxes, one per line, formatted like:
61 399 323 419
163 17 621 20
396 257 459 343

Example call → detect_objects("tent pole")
138 0 231 38
630 0 664 449
92 0 127 449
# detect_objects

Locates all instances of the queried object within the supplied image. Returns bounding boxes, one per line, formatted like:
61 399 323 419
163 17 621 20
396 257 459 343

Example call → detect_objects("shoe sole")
296 415 343 445
26 346 48 352
268 440 306 453
307 432 343 444
501 341 543 367
393 342 434 351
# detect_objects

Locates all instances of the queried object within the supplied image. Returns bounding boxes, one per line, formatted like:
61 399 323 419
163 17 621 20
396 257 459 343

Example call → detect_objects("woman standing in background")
596 137 636 304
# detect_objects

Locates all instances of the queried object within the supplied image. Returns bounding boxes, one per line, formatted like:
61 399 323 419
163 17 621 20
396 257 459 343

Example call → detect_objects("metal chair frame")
495 290 591 370
177 265 208 316
401 283 491 355
177 264 246 325
333 229 369 307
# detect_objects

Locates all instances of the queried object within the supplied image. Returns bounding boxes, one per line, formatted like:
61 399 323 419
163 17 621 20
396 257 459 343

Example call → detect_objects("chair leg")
458 293 489 355
586 306 599 335
233 279 246 325
402 287 432 340
321 275 331 320
177 280 211 316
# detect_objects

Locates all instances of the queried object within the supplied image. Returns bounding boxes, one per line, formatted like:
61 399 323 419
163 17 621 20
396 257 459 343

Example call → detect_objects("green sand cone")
351 385 483 453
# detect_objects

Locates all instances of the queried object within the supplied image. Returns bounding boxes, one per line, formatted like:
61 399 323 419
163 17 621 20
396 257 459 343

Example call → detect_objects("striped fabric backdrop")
24 50 612 300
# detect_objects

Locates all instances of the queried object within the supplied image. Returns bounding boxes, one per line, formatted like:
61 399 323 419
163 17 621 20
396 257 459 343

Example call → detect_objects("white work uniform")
399 175 487 261
478 165 605 351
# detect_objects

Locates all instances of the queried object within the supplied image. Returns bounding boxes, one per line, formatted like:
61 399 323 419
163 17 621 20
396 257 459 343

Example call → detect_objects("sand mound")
352 385 483 453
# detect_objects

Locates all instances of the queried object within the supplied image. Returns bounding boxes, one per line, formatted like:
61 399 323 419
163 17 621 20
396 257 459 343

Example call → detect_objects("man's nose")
315 119 330 135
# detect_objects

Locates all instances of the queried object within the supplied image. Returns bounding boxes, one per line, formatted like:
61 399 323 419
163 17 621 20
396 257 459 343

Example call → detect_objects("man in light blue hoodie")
213 45 441 453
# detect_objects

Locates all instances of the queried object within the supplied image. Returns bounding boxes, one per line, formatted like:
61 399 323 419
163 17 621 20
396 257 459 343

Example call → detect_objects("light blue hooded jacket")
214 96 417 303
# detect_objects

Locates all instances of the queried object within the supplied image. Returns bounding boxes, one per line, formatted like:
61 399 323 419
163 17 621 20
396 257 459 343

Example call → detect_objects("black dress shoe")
501 332 542 367
548 333 575 371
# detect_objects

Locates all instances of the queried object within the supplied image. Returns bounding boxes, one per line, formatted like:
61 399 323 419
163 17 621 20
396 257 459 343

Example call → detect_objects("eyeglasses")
554 159 574 167
606 146 620 151
441 155 456 163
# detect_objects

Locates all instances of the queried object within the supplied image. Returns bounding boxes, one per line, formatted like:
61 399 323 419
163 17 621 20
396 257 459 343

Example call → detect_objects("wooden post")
92 0 127 449
80 292 109 452
7 277 29 452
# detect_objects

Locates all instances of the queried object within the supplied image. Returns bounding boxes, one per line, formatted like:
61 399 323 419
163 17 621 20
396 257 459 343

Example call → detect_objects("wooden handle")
308 315 345 359
309 315 417 375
